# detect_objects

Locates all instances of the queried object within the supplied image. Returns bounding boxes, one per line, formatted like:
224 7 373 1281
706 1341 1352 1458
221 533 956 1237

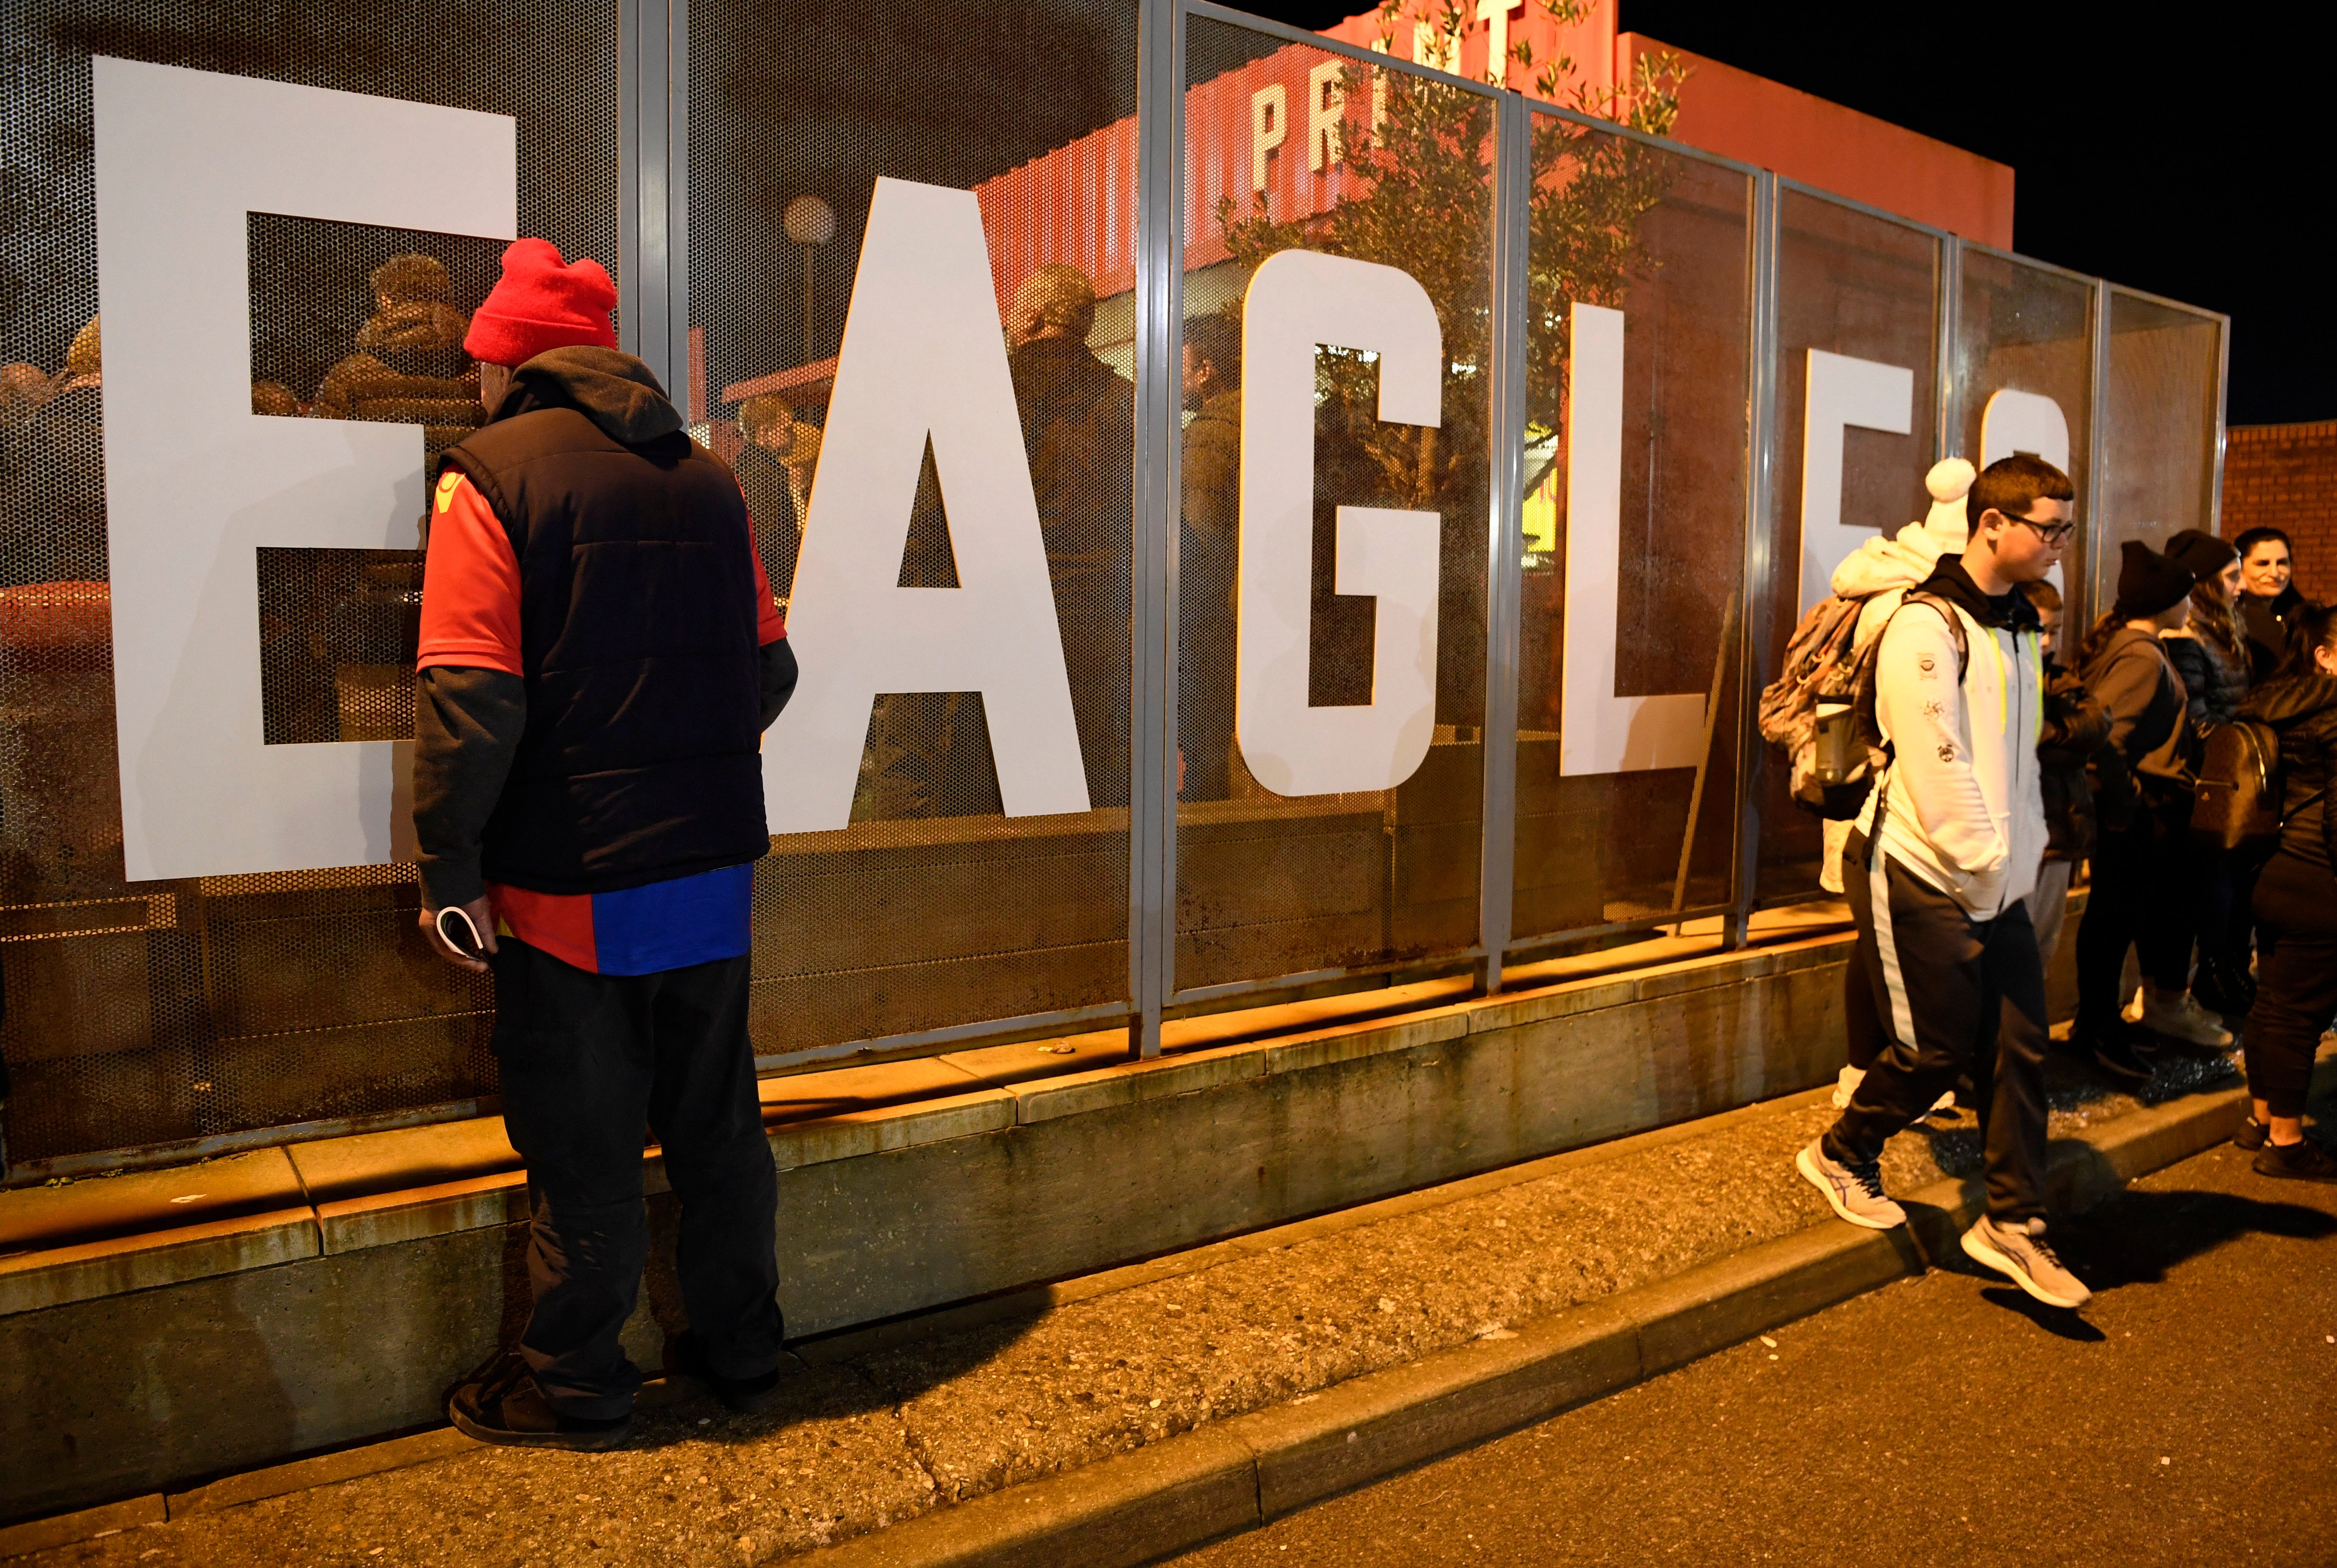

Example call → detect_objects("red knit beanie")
463 238 618 366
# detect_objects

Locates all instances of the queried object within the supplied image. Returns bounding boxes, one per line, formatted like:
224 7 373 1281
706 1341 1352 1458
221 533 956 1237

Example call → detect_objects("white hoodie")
1854 577 2048 920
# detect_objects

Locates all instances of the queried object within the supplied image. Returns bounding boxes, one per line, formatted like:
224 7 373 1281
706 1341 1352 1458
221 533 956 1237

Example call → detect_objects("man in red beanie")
413 237 799 1449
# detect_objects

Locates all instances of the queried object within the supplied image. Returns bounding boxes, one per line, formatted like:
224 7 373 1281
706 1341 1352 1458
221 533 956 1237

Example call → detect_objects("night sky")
1243 0 2320 427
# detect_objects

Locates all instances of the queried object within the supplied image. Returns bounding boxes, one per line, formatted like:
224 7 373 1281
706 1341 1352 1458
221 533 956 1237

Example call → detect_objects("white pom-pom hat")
1922 457 1975 548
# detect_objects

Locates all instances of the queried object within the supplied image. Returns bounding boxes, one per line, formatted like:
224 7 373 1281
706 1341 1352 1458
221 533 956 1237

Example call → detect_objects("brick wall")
2221 421 2337 604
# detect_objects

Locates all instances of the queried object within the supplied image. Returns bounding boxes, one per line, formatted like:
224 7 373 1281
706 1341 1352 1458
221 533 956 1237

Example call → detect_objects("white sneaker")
1961 1215 2092 1309
2137 990 2233 1050
1831 1064 1865 1110
1796 1139 1906 1230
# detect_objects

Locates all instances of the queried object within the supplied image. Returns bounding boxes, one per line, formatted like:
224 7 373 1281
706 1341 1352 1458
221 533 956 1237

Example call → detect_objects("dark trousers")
1844 927 1887 1073
2243 852 2337 1119
491 940 783 1419
2076 790 2195 1030
1825 832 2051 1223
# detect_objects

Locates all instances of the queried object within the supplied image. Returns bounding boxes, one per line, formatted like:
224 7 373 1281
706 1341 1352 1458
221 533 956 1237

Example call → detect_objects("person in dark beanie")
2160 528 2258 1018
1797 454 2087 1308
2231 603 2337 1180
413 237 800 1450
2069 539 2212 1088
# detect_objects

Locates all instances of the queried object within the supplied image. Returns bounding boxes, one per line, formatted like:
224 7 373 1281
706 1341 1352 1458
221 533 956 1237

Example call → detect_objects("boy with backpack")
1794 454 2091 1310
1763 458 1974 1110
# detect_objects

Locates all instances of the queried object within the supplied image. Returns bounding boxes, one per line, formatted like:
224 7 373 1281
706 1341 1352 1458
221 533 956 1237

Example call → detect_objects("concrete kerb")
798 1082 2248 1568
0 1081 2249 1565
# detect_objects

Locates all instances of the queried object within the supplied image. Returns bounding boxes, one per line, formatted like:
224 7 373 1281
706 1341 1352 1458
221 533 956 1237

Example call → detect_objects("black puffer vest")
441 357 767 894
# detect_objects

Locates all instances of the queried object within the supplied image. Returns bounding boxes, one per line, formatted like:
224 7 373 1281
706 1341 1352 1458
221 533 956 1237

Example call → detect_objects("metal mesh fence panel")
1952 249 2094 624
1507 114 1750 945
1752 189 1940 903
2097 291 2222 615
688 0 1140 1056
1172 20 1494 994
0 0 616 1168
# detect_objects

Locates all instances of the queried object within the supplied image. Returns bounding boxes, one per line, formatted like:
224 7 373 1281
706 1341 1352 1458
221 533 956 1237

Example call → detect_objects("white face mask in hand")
435 904 486 959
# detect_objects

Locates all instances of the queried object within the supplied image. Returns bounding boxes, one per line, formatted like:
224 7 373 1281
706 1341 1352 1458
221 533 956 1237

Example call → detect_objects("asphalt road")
1167 1141 2337 1568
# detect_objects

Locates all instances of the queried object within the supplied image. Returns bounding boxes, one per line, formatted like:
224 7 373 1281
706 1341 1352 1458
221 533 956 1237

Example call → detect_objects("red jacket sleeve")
417 470 523 676
753 542 785 645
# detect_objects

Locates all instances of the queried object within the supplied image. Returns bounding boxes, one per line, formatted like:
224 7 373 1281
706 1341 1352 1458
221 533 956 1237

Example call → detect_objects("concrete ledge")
0 1494 163 1559
164 1428 478 1517
803 1425 1259 1568
0 1206 319 1316
315 1171 529 1256
1627 1221 1915 1379
767 1088 1017 1172
1006 1041 1265 1124
1232 1300 1640 1520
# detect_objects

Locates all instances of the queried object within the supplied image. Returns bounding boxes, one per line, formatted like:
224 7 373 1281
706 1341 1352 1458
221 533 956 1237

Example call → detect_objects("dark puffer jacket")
2162 630 2249 732
2238 672 2337 869
2038 662 2111 861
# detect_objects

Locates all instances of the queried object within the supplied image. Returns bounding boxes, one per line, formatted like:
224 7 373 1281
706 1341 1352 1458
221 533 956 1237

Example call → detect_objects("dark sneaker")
1961 1215 2092 1309
2191 958 2254 1020
2078 1023 2155 1093
449 1356 631 1451
2235 1115 2271 1152
1796 1138 1906 1230
670 1330 785 1415
2254 1140 2337 1184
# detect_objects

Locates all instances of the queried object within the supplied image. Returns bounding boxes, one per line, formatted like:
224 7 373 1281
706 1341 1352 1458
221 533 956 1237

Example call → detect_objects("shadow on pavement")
609 1308 1045 1454
1977 1286 2108 1341
2062 1186 2337 1291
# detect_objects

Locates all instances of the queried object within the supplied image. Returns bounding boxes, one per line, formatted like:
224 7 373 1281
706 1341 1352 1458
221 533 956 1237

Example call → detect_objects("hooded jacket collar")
1828 519 1955 601
493 347 685 446
1914 554 2042 634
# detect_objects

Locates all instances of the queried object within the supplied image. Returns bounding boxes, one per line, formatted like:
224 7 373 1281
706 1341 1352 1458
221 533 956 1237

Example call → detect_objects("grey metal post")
1476 91 1529 994
1724 168 1779 951
1127 0 1185 1059
619 0 685 396
2085 278 2112 632
616 0 641 353
2209 307 2232 534
1935 239 1962 466
664 0 691 403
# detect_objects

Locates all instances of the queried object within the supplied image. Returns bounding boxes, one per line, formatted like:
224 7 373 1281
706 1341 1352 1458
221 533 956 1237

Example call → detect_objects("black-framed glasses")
1999 511 2076 545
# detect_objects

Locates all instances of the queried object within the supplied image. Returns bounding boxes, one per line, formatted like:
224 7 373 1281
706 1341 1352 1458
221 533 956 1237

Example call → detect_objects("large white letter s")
1236 249 1441 798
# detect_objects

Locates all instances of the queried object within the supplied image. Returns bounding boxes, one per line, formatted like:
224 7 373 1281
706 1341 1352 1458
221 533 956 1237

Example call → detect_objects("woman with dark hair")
2162 530 2256 1017
2232 603 2337 1179
2071 541 2211 1088
2233 527 2311 684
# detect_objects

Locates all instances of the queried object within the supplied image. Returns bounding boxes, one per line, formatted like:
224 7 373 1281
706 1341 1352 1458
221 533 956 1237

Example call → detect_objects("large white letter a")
762 177 1091 833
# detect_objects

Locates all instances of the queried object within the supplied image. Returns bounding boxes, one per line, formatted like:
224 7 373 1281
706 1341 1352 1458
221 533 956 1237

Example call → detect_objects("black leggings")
2243 852 2337 1119
2076 791 2195 1031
